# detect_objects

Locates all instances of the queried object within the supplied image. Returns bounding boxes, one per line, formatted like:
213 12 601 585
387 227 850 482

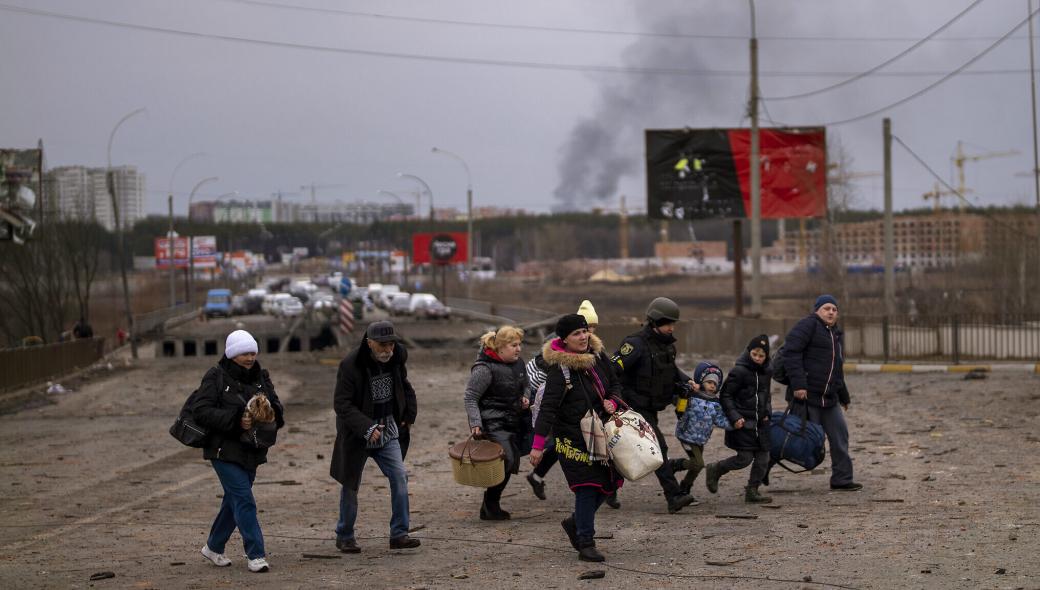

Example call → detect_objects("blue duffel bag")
769 403 826 473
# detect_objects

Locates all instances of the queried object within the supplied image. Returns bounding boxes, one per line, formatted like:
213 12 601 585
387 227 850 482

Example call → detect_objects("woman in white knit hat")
192 329 285 573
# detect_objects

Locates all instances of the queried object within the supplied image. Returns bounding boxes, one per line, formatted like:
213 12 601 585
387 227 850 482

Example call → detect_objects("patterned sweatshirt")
674 393 732 446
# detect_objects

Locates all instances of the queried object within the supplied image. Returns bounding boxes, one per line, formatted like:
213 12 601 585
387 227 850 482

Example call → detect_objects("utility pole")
619 195 629 259
748 0 763 317
883 118 895 317
1029 0 1040 309
168 195 176 306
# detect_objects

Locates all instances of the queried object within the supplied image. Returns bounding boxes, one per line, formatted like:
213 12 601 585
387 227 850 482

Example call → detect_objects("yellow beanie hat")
577 300 599 325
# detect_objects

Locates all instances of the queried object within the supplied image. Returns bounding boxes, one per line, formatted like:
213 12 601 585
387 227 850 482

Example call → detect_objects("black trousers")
636 408 682 499
717 449 770 488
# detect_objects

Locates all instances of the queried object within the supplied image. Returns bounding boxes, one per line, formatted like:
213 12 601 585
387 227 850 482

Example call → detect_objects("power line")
220 0 1025 44
763 0 986 101
772 3 1040 128
893 135 1038 239
1 3 1036 80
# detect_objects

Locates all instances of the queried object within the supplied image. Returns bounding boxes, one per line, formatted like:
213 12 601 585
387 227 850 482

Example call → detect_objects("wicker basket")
448 436 506 488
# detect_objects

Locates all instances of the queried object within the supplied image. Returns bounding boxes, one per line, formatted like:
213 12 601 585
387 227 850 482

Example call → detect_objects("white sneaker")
201 545 231 567
247 557 270 573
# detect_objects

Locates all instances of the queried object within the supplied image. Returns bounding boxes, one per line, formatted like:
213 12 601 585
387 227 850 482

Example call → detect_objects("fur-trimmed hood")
541 334 605 371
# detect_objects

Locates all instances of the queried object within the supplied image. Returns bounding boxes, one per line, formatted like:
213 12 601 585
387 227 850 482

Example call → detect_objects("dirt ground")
0 333 1038 589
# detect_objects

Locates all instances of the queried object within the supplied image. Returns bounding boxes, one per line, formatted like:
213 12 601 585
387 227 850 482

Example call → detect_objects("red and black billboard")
646 127 827 220
412 232 468 265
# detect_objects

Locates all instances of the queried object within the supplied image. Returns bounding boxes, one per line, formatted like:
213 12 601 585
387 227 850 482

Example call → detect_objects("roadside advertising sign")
412 232 468 265
192 236 218 268
646 127 827 220
154 237 189 269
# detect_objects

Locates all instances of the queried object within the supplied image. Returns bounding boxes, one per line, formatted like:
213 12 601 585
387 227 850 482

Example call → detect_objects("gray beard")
371 350 393 364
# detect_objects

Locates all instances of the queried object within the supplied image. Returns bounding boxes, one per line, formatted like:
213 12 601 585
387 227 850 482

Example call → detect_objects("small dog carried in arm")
241 394 278 448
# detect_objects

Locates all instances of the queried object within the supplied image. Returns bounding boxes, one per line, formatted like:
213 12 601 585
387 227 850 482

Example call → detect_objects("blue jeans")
573 486 607 543
807 404 854 486
207 460 265 559
336 438 410 541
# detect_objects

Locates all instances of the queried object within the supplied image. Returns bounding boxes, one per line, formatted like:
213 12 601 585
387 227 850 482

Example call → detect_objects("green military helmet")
646 297 680 322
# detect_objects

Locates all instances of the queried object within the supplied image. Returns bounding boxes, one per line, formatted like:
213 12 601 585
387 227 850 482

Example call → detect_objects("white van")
409 293 438 314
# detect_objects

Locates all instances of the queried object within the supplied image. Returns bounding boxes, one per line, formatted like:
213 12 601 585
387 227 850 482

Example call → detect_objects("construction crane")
921 182 957 212
951 141 1019 211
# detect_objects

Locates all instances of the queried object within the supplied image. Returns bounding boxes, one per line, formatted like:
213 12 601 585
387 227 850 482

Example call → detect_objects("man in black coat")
612 297 698 513
782 294 861 491
330 320 420 553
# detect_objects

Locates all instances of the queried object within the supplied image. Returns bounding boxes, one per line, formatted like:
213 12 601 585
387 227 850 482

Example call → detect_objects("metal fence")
595 314 1040 363
0 338 106 392
843 314 1040 362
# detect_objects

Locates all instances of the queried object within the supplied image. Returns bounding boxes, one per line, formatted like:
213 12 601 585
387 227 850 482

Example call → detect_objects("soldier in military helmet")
611 297 699 513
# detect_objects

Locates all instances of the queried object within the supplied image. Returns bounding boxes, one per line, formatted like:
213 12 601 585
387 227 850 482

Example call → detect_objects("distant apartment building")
779 212 990 269
190 199 412 224
45 165 146 230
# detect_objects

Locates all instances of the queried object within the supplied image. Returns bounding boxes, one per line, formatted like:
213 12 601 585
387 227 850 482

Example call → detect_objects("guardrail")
445 298 558 326
0 338 106 392
134 303 197 335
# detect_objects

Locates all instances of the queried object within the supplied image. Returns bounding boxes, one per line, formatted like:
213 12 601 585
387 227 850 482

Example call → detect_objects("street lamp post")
431 147 474 299
168 152 206 307
107 107 146 359
398 173 434 221
186 177 219 304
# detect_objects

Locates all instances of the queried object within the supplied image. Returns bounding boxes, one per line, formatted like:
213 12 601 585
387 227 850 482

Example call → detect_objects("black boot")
526 473 546 500
744 485 773 504
577 540 605 562
561 516 579 550
479 501 511 520
604 492 620 509
669 458 688 473
705 463 722 494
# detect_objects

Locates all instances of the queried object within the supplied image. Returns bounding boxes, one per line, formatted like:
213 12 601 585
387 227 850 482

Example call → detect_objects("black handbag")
169 368 222 448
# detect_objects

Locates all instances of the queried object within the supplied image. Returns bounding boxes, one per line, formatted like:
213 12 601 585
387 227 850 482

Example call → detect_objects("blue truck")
204 288 232 318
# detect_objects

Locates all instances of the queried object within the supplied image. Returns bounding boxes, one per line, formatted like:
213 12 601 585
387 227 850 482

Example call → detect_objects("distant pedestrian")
705 335 773 503
463 326 528 520
782 295 861 491
193 329 284 573
330 320 420 553
531 313 624 562
72 318 93 339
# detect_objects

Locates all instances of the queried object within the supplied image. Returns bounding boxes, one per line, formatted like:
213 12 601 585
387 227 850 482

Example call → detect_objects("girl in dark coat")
531 314 623 563
705 335 773 503
463 325 529 520
192 330 285 572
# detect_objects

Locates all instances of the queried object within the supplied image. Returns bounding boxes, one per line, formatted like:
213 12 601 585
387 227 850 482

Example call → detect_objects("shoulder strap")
561 365 571 388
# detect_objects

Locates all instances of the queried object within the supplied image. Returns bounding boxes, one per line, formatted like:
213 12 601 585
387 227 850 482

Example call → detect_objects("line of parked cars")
358 284 451 320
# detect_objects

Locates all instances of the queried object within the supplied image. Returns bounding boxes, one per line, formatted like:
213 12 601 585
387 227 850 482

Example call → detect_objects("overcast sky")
1 0 1038 217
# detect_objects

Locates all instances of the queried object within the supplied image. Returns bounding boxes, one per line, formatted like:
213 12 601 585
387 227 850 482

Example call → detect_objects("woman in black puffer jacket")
192 330 285 573
705 335 772 504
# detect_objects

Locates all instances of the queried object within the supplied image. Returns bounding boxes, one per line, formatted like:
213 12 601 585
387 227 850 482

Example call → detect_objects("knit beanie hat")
225 329 258 358
576 300 599 325
555 313 589 339
746 334 770 356
693 361 723 386
814 294 839 311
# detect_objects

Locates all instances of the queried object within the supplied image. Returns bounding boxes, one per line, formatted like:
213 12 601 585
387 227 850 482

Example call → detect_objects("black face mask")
650 326 677 345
